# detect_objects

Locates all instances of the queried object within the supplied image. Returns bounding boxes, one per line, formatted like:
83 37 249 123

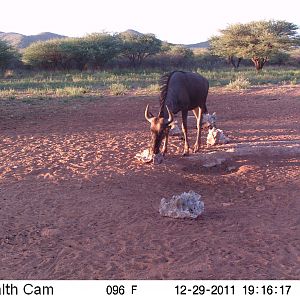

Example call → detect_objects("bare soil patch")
0 85 299 279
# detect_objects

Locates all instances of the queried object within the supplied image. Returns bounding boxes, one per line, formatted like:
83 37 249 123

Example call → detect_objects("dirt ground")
0 85 299 280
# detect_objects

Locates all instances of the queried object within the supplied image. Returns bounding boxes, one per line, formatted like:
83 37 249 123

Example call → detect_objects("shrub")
226 75 251 90
22 33 122 71
55 86 89 97
109 83 128 95
0 40 19 72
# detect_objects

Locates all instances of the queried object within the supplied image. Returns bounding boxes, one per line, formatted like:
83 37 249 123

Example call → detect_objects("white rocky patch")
159 190 204 219
135 149 164 164
135 148 152 163
169 120 182 136
207 127 230 146
202 112 217 129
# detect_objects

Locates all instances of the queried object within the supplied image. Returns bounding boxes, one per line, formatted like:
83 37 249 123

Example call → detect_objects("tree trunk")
236 57 242 68
228 56 242 69
251 57 267 71
228 56 237 68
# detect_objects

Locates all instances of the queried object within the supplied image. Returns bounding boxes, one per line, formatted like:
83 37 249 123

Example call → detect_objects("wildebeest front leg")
162 129 169 156
193 107 203 152
181 110 189 156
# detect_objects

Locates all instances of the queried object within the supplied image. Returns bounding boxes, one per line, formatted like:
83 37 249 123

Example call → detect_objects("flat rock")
159 190 204 219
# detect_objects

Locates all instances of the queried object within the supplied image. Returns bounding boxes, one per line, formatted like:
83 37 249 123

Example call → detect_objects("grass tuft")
226 75 251 90
109 83 128 95
55 86 89 97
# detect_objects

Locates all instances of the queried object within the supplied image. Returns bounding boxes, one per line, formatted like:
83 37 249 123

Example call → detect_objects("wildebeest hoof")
182 151 189 157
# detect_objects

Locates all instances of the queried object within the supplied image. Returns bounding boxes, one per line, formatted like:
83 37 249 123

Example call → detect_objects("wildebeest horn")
165 105 174 125
145 104 154 123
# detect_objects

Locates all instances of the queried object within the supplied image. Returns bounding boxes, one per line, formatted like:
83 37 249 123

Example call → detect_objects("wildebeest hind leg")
181 110 189 156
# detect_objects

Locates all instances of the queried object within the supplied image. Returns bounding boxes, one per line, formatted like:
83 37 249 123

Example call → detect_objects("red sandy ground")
0 85 299 279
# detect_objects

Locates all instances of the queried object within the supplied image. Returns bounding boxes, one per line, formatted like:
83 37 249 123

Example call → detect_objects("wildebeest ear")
145 104 154 122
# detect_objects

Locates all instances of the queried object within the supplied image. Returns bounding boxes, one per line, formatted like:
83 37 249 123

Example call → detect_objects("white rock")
135 148 152 163
202 112 217 129
207 127 230 146
169 120 182 136
135 149 164 164
202 157 226 168
187 112 217 129
159 190 204 219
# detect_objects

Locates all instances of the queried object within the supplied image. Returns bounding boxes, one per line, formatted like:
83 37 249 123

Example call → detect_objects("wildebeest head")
145 104 174 155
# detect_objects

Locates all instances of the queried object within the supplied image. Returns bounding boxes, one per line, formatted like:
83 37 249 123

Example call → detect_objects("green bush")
23 33 122 70
0 40 19 72
109 83 128 95
226 75 251 90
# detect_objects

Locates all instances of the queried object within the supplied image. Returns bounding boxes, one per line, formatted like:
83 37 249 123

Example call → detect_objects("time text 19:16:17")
243 285 291 295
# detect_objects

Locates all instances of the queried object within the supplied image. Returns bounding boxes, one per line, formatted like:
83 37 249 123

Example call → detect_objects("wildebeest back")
163 71 209 114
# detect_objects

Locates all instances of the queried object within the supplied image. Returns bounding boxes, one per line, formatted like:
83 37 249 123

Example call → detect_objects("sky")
1 0 299 44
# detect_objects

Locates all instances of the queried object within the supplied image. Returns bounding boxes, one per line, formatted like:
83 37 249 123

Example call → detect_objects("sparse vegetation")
226 75 251 90
0 67 299 100
109 83 128 95
55 86 89 97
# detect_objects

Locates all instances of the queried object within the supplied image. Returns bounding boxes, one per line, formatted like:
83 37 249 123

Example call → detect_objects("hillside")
186 41 210 49
0 32 67 49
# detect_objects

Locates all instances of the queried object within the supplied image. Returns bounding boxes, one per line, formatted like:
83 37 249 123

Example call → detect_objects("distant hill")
185 41 210 49
121 29 144 36
0 32 67 49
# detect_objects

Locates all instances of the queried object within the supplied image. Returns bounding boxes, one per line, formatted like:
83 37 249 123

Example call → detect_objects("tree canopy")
22 31 163 70
23 33 122 70
0 40 18 71
118 31 162 67
210 20 300 70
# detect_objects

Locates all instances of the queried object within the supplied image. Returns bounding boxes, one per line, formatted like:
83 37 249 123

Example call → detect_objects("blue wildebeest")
145 71 209 156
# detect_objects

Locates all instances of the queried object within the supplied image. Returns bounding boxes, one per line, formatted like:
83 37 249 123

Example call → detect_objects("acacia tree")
0 40 18 71
209 25 244 69
22 39 64 69
83 33 122 68
119 31 162 67
210 20 300 70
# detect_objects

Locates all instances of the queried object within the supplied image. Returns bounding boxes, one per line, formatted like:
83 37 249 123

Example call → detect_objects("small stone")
202 158 226 168
135 148 152 163
227 165 237 171
153 153 164 165
256 185 266 192
222 202 233 207
169 121 182 136
41 228 60 237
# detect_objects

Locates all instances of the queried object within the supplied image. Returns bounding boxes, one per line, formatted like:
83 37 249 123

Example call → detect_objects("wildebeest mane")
159 71 185 117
